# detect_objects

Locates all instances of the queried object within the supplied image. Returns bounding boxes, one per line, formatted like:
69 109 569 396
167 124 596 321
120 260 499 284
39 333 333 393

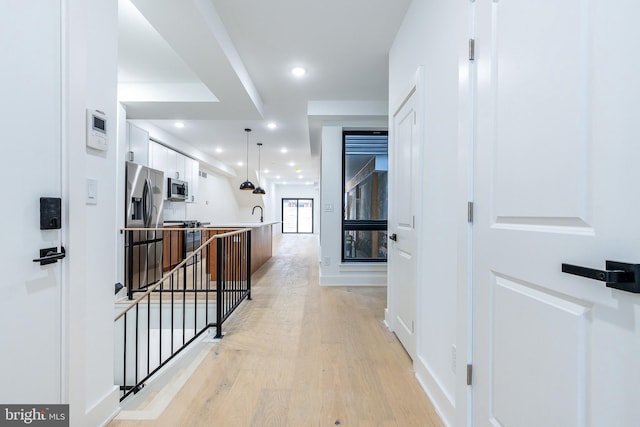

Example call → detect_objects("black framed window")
342 130 388 262
282 198 314 233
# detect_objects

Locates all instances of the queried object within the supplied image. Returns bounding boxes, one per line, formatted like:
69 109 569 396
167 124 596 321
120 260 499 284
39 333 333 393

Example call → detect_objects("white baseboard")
83 386 120 427
414 355 455 427
384 308 392 329
319 274 387 286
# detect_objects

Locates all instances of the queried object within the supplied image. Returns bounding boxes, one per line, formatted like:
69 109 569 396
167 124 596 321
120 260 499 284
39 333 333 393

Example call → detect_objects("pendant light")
239 128 255 190
252 142 266 195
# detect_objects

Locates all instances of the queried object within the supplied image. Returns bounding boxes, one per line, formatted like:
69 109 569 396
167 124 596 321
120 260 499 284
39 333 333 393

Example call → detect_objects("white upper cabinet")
149 141 168 199
185 157 199 203
165 148 177 180
149 141 167 173
175 152 186 181
126 122 149 165
148 140 199 203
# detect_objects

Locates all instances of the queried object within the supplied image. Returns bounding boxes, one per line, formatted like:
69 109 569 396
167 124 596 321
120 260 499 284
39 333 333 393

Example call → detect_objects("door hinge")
467 201 474 223
466 364 473 386
469 38 475 61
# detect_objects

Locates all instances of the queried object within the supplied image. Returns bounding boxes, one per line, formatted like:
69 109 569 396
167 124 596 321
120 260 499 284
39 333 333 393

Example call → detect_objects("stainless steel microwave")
167 178 188 201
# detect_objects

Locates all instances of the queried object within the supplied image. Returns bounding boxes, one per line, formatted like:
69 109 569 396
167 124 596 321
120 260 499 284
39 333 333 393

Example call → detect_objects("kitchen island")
205 221 278 275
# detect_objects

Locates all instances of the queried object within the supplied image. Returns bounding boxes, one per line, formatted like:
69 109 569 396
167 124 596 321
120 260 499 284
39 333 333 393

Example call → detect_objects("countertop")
161 221 279 228
205 221 280 228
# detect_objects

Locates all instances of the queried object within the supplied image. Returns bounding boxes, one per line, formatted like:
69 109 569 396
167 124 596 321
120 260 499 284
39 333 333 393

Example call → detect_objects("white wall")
319 125 387 286
265 180 279 229
186 166 241 223
234 186 266 222
388 1 467 425
66 0 120 424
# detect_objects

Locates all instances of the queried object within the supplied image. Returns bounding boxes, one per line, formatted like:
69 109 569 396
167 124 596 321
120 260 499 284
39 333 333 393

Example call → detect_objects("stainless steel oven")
164 220 202 265
184 221 201 265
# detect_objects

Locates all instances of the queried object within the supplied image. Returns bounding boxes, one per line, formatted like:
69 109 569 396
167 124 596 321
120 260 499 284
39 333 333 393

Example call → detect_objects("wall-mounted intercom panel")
40 197 61 230
86 109 108 151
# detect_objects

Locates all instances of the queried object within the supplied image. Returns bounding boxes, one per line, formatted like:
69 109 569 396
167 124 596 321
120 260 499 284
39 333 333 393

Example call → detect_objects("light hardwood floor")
109 234 442 427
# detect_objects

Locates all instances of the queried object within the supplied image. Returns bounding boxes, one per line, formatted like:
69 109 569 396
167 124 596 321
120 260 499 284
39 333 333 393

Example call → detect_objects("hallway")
110 234 442 426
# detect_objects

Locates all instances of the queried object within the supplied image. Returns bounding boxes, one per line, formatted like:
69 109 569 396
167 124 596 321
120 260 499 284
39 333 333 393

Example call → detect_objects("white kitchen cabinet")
165 148 177 180
126 122 149 165
148 140 198 202
162 148 186 181
192 159 200 203
185 157 199 203
174 152 185 181
149 141 167 173
149 141 168 199
148 140 154 166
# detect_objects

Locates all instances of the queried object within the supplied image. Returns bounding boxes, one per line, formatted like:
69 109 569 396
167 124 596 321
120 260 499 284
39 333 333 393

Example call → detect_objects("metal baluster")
216 236 223 338
147 292 151 376
135 304 139 389
247 230 252 300
123 313 127 395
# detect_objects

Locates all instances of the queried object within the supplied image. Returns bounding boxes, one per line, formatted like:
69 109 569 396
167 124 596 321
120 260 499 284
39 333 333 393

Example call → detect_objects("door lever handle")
561 261 640 293
33 246 66 266
389 233 397 241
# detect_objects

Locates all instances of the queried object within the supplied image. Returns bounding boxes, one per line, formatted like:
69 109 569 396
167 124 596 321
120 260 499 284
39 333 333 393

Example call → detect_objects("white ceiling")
118 0 410 186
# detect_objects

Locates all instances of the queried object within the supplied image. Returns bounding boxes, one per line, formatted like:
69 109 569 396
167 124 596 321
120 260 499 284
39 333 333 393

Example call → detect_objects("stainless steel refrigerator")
125 161 164 297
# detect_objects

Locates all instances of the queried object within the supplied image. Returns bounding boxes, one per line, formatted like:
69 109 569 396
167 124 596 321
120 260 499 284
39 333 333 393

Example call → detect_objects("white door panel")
473 1 640 426
491 275 590 427
0 1 63 403
390 88 418 359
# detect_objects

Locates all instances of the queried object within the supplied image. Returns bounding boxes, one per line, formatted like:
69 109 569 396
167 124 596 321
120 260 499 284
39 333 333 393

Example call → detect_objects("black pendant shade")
239 128 255 190
252 142 266 195
240 180 255 190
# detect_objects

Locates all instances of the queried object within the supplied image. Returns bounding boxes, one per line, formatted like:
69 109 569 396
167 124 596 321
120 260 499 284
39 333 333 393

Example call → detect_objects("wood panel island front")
205 222 276 277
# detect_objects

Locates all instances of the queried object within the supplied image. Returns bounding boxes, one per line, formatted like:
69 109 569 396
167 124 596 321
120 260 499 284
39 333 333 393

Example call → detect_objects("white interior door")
473 1 640 426
0 1 63 403
389 87 419 359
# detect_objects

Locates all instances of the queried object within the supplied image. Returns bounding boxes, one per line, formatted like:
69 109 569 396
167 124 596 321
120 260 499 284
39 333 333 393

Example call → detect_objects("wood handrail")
115 227 250 321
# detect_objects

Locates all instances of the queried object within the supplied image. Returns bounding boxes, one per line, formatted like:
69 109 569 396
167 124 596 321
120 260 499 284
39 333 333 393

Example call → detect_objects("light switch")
324 203 334 212
86 178 98 205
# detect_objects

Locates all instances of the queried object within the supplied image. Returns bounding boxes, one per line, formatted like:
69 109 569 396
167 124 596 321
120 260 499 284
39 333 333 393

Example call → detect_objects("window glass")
343 131 388 262
282 198 314 233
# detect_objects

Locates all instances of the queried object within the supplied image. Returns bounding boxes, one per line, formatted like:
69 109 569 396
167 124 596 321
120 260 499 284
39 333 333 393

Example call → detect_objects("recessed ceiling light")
295 168 301 173
264 169 269 174
237 161 243 166
282 181 287 185
280 148 288 154
215 147 223 153
291 67 306 77
267 122 277 129
174 122 185 128
276 175 281 179
298 175 303 179
289 162 295 167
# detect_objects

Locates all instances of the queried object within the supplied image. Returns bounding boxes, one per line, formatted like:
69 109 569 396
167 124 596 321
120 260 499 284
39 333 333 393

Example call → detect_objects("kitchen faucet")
252 205 264 222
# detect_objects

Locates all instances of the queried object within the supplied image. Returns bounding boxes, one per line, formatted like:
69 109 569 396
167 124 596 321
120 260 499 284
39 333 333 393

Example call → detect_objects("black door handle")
561 261 640 293
33 246 66 265
389 233 397 241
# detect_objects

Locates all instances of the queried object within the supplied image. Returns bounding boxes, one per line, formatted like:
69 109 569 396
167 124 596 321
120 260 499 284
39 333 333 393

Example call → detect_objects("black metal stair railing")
114 227 251 401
